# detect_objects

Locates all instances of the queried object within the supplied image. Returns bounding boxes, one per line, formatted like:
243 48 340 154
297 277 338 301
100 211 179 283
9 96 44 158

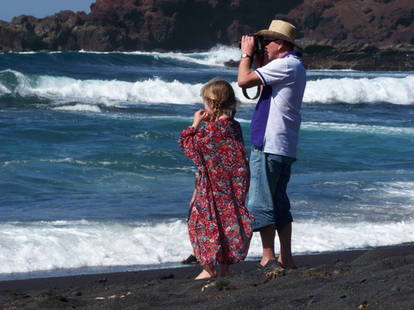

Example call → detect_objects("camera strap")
241 56 261 100
242 86 260 100
241 37 264 100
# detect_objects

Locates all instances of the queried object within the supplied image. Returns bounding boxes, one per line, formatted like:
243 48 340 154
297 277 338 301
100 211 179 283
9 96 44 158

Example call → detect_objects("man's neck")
278 51 289 59
264 49 294 65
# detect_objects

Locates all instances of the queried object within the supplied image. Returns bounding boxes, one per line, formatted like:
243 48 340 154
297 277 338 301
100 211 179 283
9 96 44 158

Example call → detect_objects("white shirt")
255 53 306 158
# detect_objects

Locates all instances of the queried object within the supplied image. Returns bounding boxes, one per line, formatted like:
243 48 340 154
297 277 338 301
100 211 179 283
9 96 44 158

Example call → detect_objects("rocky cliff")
282 0 414 70
0 0 413 70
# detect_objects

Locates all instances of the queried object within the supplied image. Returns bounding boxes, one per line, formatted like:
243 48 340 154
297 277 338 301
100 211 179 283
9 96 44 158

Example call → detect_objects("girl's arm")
178 110 211 170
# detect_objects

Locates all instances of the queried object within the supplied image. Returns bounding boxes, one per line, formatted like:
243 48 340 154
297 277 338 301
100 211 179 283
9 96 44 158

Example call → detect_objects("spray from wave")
79 45 241 67
0 219 413 276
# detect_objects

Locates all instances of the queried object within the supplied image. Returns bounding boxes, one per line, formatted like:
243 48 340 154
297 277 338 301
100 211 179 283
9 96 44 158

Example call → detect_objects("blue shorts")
247 147 295 231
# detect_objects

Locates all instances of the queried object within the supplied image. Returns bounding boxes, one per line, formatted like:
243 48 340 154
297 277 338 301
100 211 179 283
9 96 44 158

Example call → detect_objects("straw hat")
255 20 301 49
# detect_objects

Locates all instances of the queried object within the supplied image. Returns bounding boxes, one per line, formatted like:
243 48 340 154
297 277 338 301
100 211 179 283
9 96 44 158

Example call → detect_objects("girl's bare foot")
195 264 216 280
195 269 214 280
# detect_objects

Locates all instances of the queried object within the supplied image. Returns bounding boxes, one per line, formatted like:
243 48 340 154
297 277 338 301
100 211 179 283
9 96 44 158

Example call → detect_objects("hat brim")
255 29 302 50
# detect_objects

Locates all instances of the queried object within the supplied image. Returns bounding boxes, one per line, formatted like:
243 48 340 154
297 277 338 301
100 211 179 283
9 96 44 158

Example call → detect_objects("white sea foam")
39 158 88 165
4 69 414 106
131 45 241 67
304 75 414 105
378 181 414 201
292 220 414 253
302 122 414 136
0 83 10 95
16 74 204 105
0 219 413 276
306 70 409 79
53 104 101 112
79 45 241 67
0 220 192 274
15 51 39 55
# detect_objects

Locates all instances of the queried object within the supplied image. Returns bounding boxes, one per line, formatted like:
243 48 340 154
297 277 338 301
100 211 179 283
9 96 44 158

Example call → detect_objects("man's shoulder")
266 57 287 67
257 58 289 75
285 54 304 66
265 56 305 77
284 55 306 78
266 55 303 69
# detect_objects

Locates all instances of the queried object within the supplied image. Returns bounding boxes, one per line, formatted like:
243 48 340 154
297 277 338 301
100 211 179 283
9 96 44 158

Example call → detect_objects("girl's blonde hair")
200 78 238 121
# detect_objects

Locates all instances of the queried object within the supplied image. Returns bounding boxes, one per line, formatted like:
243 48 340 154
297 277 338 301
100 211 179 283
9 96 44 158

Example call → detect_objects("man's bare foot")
260 257 276 267
277 257 297 269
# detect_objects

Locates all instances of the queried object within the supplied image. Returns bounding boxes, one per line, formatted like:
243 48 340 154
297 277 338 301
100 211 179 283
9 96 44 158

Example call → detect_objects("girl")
179 78 253 280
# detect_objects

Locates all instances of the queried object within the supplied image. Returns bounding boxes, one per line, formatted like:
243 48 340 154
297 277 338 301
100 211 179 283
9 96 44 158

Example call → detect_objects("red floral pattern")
179 119 253 265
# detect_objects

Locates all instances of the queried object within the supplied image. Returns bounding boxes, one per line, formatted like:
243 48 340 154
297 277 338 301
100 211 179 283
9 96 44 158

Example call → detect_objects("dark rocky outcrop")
0 0 413 70
280 0 414 70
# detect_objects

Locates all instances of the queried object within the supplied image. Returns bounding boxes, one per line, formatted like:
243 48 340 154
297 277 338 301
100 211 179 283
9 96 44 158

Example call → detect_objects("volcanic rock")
0 0 413 70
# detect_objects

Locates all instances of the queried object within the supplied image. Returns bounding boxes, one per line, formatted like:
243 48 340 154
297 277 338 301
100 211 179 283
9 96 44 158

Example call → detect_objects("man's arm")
237 35 263 88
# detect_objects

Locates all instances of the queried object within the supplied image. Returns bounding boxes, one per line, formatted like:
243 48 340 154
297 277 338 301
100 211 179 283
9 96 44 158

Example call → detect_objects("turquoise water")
0 47 413 279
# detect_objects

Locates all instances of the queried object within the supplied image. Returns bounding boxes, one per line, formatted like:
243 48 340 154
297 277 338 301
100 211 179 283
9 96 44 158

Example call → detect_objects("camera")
239 35 265 60
252 35 265 59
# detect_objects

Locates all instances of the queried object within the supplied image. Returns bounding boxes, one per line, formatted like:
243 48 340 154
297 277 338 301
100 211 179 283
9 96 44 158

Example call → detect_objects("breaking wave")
1 69 413 108
0 219 413 277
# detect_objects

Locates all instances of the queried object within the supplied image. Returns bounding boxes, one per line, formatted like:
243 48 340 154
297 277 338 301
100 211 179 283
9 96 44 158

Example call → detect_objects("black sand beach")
0 244 413 309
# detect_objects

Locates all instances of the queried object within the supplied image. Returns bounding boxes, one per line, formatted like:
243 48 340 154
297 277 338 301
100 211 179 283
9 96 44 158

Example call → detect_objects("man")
238 19 306 269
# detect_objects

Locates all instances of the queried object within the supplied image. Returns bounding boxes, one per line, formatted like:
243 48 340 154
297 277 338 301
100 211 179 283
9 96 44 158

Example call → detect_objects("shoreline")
1 243 410 287
0 249 366 291
1 243 413 309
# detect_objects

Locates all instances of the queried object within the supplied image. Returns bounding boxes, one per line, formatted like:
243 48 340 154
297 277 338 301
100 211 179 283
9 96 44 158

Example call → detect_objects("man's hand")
241 35 255 57
238 36 262 88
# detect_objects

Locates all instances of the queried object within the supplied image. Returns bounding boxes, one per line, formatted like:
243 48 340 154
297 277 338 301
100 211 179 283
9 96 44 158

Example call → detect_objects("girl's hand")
192 109 210 128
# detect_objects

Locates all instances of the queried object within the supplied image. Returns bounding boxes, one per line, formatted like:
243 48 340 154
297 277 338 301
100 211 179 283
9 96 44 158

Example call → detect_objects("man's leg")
247 149 276 266
277 222 296 269
266 154 296 269
259 224 276 266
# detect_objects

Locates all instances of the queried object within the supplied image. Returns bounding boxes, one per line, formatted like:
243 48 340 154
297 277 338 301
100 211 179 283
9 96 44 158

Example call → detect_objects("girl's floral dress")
179 119 253 265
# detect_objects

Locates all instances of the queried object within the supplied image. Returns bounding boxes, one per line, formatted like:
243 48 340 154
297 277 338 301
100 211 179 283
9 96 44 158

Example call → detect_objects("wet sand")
0 244 413 309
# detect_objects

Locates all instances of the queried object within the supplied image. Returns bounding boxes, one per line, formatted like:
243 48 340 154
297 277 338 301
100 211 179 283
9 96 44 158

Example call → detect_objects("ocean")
1 46 413 280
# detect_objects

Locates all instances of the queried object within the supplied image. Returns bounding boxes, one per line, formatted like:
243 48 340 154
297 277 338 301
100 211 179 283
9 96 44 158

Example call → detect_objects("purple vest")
250 85 272 149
